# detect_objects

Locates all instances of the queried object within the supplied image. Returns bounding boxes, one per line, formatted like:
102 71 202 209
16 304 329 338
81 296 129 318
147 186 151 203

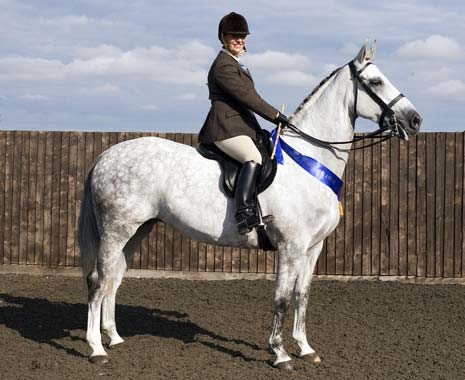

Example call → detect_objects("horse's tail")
78 165 100 285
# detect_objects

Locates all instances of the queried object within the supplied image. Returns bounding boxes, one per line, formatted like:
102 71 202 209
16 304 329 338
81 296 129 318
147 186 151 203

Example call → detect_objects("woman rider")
199 12 290 234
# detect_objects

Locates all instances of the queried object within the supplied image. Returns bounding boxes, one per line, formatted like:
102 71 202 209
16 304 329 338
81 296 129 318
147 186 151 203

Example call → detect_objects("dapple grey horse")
78 41 422 369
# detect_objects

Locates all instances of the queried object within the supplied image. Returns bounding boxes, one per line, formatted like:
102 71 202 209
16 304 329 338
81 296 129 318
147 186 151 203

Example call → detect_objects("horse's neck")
286 67 354 178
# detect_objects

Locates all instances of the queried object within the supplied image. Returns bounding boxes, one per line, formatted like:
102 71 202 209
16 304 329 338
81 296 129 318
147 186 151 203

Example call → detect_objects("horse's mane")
292 66 343 116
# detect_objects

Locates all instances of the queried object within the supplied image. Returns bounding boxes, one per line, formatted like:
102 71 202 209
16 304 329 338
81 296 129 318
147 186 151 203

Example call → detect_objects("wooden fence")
0 131 463 278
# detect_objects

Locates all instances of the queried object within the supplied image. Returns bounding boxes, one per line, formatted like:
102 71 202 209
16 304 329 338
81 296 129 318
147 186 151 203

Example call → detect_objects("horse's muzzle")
404 111 422 136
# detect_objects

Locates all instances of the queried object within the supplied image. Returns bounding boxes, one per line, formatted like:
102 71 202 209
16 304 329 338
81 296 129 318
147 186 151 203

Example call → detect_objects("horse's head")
349 41 422 140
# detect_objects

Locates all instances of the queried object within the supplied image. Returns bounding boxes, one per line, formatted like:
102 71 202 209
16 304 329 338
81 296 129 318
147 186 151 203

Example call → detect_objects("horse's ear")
355 40 368 63
368 40 377 61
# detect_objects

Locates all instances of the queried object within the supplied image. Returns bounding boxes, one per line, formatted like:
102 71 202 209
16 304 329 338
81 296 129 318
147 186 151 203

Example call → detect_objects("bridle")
349 60 405 137
284 60 407 150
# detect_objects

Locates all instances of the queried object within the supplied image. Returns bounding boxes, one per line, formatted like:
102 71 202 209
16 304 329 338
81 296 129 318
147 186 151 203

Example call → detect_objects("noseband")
348 60 405 135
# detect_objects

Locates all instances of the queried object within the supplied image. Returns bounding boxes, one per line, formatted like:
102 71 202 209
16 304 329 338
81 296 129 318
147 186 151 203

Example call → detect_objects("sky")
0 0 464 133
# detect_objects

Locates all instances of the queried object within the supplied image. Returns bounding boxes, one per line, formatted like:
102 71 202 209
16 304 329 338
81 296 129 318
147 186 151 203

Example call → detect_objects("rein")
283 60 406 151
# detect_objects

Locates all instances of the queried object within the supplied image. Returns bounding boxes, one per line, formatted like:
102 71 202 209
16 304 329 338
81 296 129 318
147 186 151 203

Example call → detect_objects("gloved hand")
274 112 290 126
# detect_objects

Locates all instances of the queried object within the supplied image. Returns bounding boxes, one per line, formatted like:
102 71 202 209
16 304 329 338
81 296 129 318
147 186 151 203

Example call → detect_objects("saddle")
197 130 277 198
197 130 278 251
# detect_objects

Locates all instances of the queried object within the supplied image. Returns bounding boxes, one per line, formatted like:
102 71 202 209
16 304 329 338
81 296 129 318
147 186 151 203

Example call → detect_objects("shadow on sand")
0 293 262 362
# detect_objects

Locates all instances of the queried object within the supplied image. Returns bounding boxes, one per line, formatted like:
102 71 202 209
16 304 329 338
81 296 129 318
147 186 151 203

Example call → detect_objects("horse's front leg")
268 246 299 370
292 241 323 363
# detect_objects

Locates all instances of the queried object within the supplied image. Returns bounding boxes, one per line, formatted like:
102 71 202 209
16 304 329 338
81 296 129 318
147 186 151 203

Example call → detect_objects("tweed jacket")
199 50 279 144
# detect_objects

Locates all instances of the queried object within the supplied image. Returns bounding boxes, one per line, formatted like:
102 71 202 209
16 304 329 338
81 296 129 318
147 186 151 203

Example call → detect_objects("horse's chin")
397 122 409 141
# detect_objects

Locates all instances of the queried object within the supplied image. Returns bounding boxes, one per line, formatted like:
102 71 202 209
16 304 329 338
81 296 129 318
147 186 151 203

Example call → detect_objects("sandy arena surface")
0 273 464 380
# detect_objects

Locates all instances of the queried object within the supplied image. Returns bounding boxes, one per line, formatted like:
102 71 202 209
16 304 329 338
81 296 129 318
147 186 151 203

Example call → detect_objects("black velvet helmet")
218 12 250 42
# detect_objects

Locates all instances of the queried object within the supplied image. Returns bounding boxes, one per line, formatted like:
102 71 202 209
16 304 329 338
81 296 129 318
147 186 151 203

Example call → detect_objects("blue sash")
271 129 344 200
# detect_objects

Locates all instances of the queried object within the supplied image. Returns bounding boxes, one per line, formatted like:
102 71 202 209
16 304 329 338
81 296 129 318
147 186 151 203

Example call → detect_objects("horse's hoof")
89 355 109 364
108 338 124 349
301 352 321 363
275 361 293 370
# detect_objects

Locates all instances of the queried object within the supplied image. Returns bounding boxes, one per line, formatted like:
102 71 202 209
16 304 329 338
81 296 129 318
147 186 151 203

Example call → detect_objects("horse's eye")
370 78 383 87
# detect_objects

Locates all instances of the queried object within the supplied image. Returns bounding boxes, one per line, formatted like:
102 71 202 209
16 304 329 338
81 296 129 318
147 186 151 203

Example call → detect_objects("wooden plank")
74 132 86 267
214 245 223 272
407 136 418 276
416 134 427 277
205 243 215 272
34 132 46 265
140 229 149 270
425 133 436 277
222 246 232 272
462 133 465 277
371 138 382 276
27 132 38 265
19 131 30 265
352 142 364 276
41 132 54 266
109 132 118 148
380 138 390 275
344 143 355 275
389 138 400 276
435 133 445 277
58 132 70 266
443 134 455 277
245 248 253 273
455 133 464 277
156 222 166 270
189 238 199 272
362 138 372 275
198 241 207 272
3 131 14 264
101 132 110 152
231 247 240 272
66 132 77 267
11 131 23 264
50 132 62 266
148 223 158 270
0 131 6 264
257 249 266 273
398 139 408 276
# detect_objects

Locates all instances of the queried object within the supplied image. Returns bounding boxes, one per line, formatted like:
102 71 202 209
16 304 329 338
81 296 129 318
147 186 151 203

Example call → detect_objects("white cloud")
427 79 465 99
138 104 159 111
19 94 49 101
244 50 310 70
265 70 317 87
177 93 198 101
396 35 464 62
0 42 215 86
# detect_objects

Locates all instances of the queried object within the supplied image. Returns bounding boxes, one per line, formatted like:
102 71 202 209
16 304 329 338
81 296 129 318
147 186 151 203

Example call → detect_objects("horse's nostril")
411 113 422 129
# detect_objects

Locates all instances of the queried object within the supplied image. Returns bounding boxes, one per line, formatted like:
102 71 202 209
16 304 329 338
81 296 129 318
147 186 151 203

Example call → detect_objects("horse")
78 41 422 369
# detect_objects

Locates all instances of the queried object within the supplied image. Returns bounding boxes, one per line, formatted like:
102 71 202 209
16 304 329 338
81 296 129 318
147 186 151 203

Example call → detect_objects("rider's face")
223 33 247 56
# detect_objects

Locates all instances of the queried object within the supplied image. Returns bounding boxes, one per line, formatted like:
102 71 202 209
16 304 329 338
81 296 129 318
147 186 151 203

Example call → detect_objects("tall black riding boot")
235 161 261 234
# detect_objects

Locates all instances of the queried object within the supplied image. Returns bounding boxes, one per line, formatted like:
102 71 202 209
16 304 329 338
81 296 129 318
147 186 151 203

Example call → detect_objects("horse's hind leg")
87 234 132 363
101 252 126 348
292 241 323 363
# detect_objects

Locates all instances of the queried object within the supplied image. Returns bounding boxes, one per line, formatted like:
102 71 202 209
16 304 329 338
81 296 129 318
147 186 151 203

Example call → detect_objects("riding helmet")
218 12 250 42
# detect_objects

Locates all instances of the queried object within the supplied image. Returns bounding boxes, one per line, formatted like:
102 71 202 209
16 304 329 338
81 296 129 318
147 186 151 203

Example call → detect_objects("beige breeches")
214 135 262 165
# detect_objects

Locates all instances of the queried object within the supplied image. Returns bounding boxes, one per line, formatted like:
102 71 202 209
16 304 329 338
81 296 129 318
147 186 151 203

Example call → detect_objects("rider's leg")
214 135 262 165
214 136 264 234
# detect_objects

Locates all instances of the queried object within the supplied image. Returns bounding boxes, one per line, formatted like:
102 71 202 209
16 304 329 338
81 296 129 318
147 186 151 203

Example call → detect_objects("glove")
274 112 290 126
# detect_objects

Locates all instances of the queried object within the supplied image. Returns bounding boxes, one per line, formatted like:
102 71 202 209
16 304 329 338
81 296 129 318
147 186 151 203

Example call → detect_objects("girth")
197 130 277 198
